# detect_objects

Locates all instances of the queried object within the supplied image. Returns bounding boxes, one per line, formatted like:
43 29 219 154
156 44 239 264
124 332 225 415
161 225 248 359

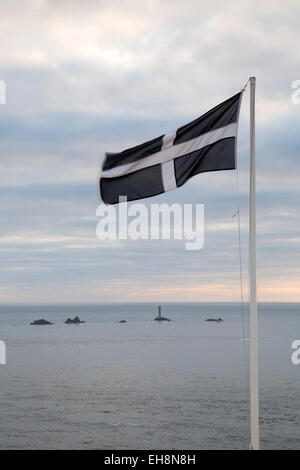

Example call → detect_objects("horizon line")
1 300 300 305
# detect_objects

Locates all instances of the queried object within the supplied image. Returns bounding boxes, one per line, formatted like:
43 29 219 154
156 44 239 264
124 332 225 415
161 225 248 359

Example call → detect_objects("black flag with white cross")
100 92 242 204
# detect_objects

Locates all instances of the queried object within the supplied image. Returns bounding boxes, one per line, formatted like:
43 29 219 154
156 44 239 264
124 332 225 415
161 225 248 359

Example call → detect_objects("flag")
100 92 242 204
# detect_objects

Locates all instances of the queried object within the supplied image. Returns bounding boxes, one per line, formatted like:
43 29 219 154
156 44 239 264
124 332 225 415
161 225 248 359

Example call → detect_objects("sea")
0 302 299 450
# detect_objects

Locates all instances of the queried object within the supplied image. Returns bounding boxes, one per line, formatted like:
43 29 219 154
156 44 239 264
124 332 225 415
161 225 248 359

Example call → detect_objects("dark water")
0 302 299 449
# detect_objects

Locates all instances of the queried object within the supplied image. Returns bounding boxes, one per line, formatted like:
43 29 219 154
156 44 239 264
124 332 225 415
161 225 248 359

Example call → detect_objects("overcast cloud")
1 0 300 302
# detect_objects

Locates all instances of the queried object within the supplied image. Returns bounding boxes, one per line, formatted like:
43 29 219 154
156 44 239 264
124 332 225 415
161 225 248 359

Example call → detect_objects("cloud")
1 0 300 302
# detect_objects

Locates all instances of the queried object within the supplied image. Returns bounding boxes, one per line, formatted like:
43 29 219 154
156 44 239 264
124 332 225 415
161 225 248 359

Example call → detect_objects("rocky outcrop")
30 319 53 325
64 316 85 324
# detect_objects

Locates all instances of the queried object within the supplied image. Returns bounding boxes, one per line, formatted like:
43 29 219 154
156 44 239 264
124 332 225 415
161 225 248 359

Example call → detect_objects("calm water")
0 302 299 449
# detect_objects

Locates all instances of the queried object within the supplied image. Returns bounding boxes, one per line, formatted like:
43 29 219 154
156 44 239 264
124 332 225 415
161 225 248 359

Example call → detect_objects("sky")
1 0 300 303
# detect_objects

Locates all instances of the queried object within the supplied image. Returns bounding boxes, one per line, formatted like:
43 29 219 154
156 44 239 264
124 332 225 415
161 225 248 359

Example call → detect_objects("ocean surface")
0 302 299 450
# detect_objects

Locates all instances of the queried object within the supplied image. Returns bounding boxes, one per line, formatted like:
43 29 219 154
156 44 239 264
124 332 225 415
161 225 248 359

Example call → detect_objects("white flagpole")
249 76 259 450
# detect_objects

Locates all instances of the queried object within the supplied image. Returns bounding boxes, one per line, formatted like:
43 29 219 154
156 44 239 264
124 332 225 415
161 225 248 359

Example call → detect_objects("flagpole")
249 76 259 450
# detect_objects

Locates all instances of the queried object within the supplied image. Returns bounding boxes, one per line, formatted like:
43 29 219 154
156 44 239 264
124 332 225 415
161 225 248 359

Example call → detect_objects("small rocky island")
153 305 171 322
64 316 85 324
30 319 53 325
118 320 127 323
206 318 223 322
